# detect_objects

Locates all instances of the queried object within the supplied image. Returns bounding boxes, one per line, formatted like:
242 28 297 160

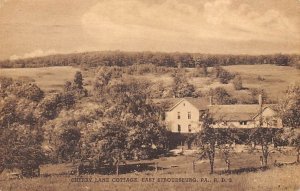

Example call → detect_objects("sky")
0 0 299 60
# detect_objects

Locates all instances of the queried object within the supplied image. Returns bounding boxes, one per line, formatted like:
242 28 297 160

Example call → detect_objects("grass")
1 64 299 99
0 66 80 92
0 151 299 191
224 64 300 100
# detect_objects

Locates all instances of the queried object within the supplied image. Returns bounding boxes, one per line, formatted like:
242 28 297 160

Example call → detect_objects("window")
177 112 180 119
240 121 247 125
188 125 192 133
178 125 181 133
272 120 278 126
188 112 191 119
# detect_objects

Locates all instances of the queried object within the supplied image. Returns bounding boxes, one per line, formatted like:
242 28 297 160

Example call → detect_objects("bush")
233 75 243 90
214 66 235 84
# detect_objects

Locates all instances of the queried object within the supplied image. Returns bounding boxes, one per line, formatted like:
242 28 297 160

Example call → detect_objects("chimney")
258 94 263 106
209 96 213 105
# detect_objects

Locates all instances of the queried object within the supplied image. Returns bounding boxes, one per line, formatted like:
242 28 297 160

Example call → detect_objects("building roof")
183 97 210 110
151 98 181 110
152 97 209 111
209 104 276 121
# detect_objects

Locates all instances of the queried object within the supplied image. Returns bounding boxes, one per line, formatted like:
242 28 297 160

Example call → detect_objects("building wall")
212 121 256 128
165 100 202 133
254 107 283 128
212 107 282 129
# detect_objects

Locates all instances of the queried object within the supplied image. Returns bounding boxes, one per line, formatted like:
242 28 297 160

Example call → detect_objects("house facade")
162 96 282 134
164 97 209 133
209 105 283 129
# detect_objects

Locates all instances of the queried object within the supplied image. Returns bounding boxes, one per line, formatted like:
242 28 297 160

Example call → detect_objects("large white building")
157 96 282 134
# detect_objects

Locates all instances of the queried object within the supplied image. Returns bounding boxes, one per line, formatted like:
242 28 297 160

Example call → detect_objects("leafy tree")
15 83 44 102
233 75 243 90
91 78 168 171
193 114 237 173
278 83 300 127
249 128 277 166
0 125 44 177
281 128 300 163
57 128 81 162
278 83 300 162
74 71 83 89
214 66 235 84
96 121 128 174
93 66 122 99
172 72 198 98
208 87 237 104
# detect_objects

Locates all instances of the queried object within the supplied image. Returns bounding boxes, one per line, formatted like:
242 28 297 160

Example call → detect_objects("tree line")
0 51 299 69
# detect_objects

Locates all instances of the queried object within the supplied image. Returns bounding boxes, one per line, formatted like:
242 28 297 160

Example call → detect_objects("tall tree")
278 83 300 162
74 71 83 89
193 114 237 173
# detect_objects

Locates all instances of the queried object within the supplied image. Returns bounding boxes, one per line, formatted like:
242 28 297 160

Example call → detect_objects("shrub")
233 75 243 90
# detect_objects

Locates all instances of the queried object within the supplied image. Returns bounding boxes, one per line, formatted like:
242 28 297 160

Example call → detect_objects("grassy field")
224 64 300 100
0 66 80 92
0 64 299 99
0 151 299 191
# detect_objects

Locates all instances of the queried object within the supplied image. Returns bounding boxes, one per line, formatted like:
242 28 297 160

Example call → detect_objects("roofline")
167 98 202 112
251 106 275 119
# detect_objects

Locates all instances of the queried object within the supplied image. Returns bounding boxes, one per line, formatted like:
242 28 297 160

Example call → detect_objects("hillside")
0 64 299 100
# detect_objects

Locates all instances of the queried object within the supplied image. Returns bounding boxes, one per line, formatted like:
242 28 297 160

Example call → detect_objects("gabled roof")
152 97 209 111
209 104 277 121
167 97 209 111
151 98 181 111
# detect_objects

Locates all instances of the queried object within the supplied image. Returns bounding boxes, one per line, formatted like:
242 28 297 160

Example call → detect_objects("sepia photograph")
0 0 299 190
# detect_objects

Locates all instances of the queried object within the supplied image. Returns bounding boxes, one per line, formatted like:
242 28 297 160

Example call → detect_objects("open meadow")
1 64 299 99
0 66 80 92
224 64 300 100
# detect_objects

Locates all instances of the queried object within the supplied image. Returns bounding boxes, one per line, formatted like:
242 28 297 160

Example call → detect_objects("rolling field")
0 66 80 92
224 64 300 100
0 64 299 99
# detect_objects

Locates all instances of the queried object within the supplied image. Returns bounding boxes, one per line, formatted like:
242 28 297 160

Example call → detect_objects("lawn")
0 150 299 191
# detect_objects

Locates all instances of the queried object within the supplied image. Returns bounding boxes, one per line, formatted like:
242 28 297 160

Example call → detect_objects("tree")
214 66 235 84
57 128 81 162
208 87 237 105
0 125 44 177
249 128 277 166
278 83 300 128
91 78 168 172
281 128 300 163
172 72 198 98
15 83 44 102
233 75 243 90
278 83 300 162
74 71 83 89
96 121 128 174
193 114 237 173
